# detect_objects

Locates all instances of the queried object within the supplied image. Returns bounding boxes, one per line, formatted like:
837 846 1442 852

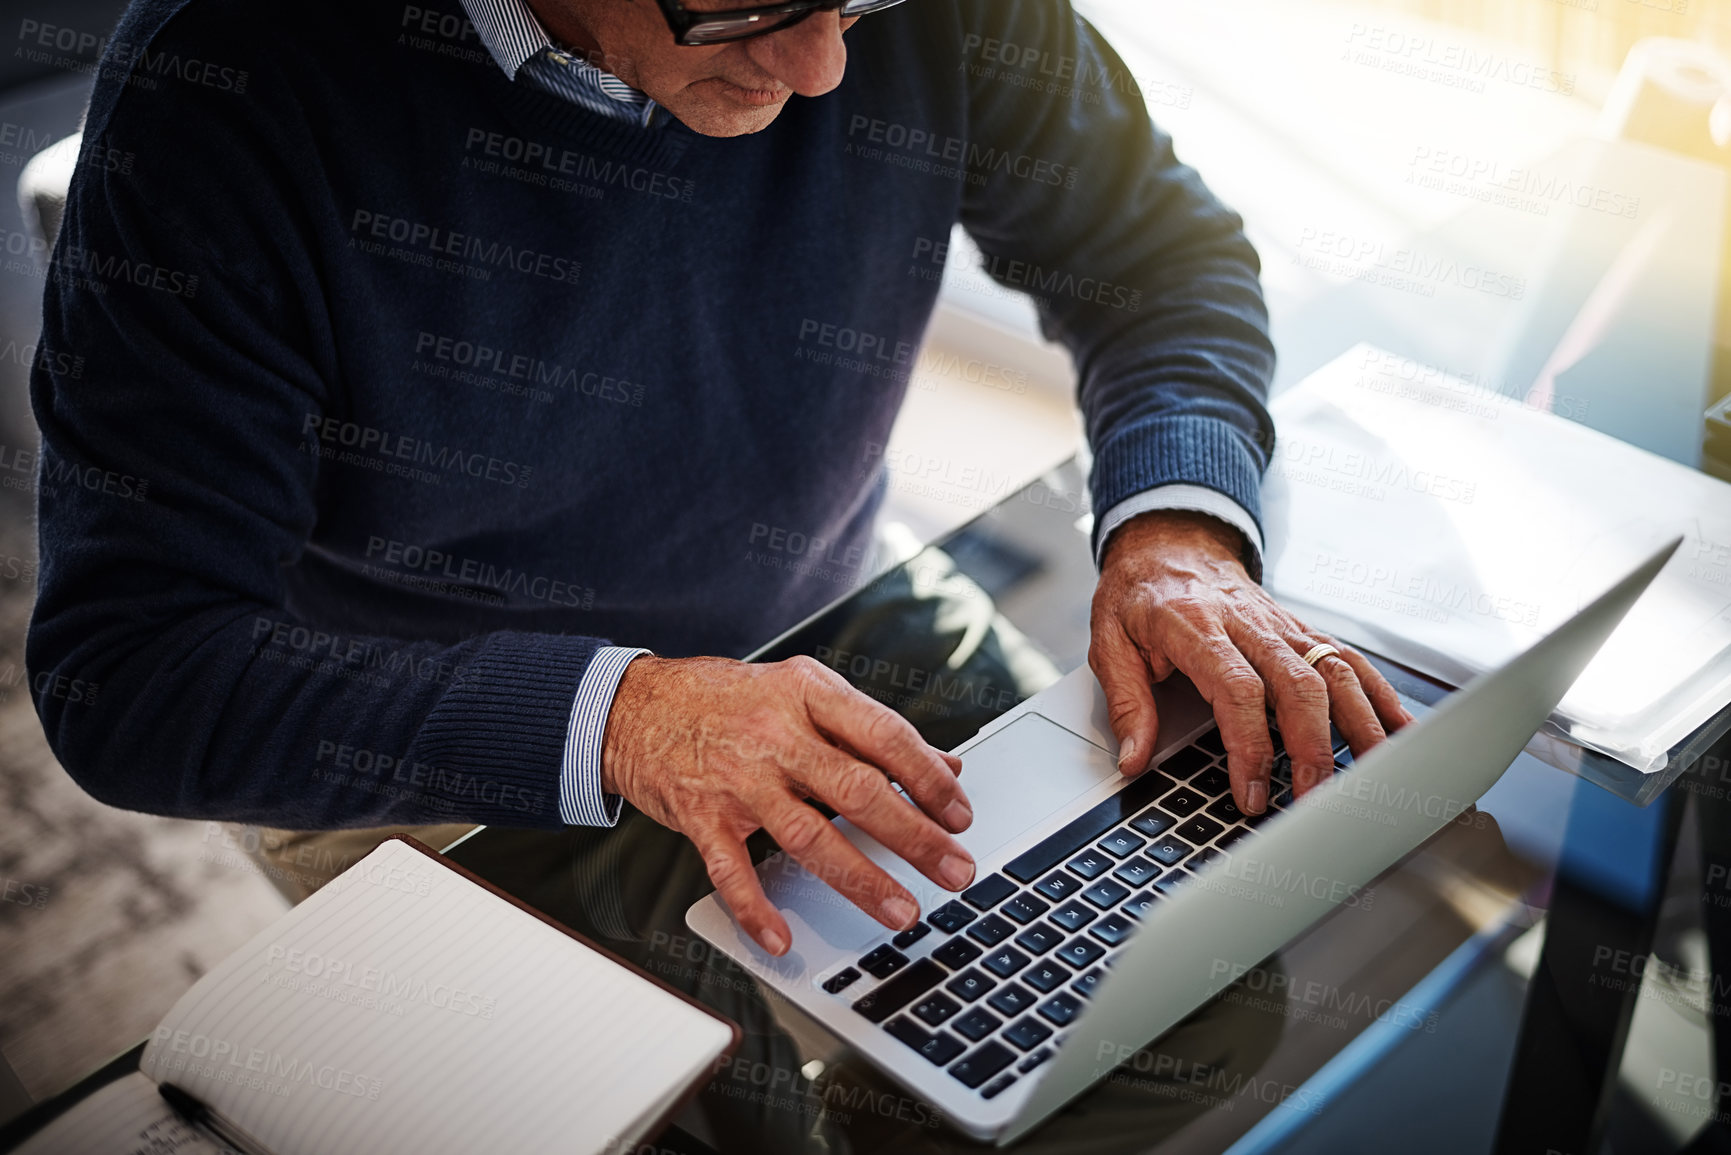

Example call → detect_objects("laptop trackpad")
762 715 1119 949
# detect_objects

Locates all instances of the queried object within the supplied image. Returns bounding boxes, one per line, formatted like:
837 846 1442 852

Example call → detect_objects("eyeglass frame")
651 0 908 47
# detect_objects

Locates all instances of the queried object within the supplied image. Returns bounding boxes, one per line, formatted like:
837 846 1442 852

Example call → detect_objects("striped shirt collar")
459 0 657 123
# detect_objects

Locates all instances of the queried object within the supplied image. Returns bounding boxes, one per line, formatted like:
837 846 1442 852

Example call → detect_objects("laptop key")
1192 848 1222 869
1056 937 1106 969
892 923 931 950
1082 879 1131 909
1066 849 1112 880
1048 901 1097 932
946 968 996 1002
949 1041 1016 1089
928 901 977 934
988 982 1038 1017
1038 992 1084 1026
1215 827 1251 852
885 1015 931 1052
1001 770 1176 883
1128 808 1176 838
1002 1016 1054 1051
1196 730 1227 757
859 945 909 979
912 992 961 1026
1191 766 1231 797
1013 922 1064 955
1156 745 1213 779
967 914 1015 948
1113 855 1159 887
1023 962 1067 993
1154 872 1191 896
822 967 861 994
981 1073 1018 1100
1145 835 1193 866
952 1007 1001 1042
1071 967 1105 998
1089 913 1134 948
887 1018 967 1066
853 958 946 1024
982 946 1030 978
1175 815 1224 846
1018 1047 1054 1073
1207 794 1247 825
1121 891 1158 919
932 938 983 969
1158 788 1208 818
1097 828 1146 858
921 1032 966 1066
1001 892 1051 925
962 874 1018 910
1033 872 1083 902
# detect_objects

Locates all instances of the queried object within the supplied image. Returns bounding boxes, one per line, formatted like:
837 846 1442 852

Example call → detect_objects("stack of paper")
1262 344 1731 772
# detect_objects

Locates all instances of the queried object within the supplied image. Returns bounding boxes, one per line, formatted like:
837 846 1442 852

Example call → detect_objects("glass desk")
4 460 1724 1155
434 459 1728 1155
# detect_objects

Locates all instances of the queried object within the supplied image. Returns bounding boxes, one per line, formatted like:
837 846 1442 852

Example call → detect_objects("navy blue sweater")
27 0 1274 829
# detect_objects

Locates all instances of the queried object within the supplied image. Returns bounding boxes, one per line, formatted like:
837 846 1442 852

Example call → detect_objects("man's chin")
664 98 788 138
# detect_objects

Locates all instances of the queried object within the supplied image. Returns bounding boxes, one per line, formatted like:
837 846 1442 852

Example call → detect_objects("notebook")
12 837 739 1155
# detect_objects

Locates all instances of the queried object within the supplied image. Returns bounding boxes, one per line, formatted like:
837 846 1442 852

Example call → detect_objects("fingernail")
939 854 975 890
943 799 973 832
1245 779 1267 815
1118 737 1140 772
882 896 920 929
762 927 788 956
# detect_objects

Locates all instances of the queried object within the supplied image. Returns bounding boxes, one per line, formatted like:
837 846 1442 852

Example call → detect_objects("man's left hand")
1089 509 1413 816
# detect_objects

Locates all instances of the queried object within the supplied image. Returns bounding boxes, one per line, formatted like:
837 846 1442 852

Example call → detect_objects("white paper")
133 839 732 1155
1263 344 1731 772
11 1073 225 1155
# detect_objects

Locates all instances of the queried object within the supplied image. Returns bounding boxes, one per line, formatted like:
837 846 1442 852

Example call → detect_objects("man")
28 0 1410 958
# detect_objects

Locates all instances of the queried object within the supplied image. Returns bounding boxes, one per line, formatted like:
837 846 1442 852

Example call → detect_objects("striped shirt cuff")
1094 484 1266 579
559 645 650 827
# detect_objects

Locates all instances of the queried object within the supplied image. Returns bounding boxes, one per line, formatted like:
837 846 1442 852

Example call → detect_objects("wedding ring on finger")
1300 642 1342 669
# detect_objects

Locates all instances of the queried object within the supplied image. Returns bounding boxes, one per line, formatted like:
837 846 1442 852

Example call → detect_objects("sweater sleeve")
953 0 1277 572
24 8 603 831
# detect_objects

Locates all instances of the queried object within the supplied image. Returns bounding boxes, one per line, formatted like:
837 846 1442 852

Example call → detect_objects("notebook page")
138 840 732 1155
12 1072 226 1155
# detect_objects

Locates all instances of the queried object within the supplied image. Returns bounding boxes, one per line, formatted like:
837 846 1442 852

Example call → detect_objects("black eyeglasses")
654 0 908 46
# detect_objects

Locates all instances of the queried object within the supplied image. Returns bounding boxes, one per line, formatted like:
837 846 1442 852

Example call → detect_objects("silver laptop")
687 538 1680 1144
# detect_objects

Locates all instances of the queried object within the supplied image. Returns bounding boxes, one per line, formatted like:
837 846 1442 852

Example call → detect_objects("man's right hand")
600 654 977 956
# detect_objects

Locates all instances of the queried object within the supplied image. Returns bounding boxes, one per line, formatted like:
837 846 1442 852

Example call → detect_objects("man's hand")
601 655 976 957
1090 510 1413 816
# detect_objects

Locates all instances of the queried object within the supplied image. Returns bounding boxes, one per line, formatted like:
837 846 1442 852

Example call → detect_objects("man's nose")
745 10 849 97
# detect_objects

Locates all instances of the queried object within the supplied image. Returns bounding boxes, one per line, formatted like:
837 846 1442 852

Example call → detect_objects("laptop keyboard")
822 723 1351 1100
